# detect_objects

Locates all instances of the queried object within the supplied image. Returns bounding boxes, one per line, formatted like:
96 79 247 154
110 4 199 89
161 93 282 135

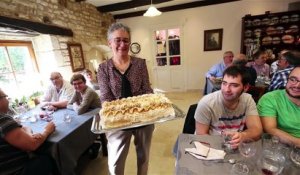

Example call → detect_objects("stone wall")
0 0 114 81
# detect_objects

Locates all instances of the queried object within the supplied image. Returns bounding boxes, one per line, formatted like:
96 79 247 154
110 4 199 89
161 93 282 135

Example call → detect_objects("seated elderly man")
68 73 101 115
0 88 56 175
268 50 300 91
40 72 73 111
196 66 262 148
204 51 234 94
206 51 234 81
258 66 300 146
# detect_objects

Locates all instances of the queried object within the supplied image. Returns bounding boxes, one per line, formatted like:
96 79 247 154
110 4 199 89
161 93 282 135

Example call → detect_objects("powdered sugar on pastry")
100 94 175 129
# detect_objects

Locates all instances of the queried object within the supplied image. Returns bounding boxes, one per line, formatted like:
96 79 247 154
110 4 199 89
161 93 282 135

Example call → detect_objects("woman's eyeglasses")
113 38 130 45
72 81 84 86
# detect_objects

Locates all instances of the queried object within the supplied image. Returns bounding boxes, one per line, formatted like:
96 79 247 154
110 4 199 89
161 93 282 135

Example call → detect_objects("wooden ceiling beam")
98 0 173 13
0 15 73 37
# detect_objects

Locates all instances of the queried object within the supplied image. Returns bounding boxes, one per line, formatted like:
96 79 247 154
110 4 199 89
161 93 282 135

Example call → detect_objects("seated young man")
258 66 300 146
195 65 262 148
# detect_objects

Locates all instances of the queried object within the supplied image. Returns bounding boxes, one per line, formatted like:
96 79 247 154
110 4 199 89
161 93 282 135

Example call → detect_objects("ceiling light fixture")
143 0 162 17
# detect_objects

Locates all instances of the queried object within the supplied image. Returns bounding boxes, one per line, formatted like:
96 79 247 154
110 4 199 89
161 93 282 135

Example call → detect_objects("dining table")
20 107 100 175
175 133 300 175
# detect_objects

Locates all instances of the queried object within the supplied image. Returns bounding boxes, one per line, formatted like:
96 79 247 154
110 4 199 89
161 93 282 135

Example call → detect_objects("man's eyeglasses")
0 95 8 99
50 76 61 81
288 77 300 85
113 38 130 45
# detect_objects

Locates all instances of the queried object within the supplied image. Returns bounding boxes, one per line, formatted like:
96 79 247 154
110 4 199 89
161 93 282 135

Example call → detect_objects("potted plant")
29 91 43 105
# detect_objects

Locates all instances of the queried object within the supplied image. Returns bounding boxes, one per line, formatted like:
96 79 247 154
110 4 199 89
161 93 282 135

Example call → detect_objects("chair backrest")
247 85 266 103
182 104 198 134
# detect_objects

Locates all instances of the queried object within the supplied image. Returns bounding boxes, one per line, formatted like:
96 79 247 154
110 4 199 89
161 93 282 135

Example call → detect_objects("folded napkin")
185 141 226 160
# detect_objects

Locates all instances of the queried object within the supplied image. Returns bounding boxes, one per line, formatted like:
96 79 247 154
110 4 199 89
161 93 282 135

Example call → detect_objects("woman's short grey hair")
107 22 131 40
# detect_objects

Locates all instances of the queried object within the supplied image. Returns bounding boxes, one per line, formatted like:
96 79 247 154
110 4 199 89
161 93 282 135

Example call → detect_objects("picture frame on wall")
204 29 223 51
67 43 85 72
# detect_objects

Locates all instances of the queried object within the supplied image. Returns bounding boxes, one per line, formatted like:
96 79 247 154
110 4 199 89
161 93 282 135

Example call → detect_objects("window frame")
0 40 40 98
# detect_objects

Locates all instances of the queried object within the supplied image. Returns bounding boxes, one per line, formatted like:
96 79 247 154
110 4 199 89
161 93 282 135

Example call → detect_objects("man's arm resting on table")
242 115 263 141
4 122 55 151
261 116 300 146
195 122 210 135
228 115 262 148
49 100 68 108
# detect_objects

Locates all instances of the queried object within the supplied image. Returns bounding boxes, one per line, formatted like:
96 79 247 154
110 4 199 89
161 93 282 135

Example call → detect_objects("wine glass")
290 145 300 167
231 139 257 175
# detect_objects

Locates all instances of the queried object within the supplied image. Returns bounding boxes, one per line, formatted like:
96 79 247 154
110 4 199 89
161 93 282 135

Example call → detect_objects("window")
0 41 41 99
155 28 181 66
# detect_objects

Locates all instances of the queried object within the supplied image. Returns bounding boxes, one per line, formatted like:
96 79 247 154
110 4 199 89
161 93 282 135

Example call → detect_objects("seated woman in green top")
258 65 300 146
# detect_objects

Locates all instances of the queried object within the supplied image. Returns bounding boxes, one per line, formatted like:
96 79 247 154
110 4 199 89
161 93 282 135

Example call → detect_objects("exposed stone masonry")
0 0 114 78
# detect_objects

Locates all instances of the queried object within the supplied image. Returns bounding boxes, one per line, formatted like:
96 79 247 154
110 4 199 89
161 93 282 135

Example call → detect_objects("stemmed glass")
231 138 257 175
290 145 300 167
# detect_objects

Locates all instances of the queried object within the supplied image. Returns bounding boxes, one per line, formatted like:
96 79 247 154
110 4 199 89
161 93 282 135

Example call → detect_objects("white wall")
120 0 297 91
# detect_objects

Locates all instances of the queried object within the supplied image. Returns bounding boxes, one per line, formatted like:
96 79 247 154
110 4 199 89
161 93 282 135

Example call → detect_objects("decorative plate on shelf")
289 25 299 33
272 37 281 45
262 36 272 45
130 42 141 54
252 19 261 26
245 20 252 27
276 26 285 34
266 27 276 35
290 14 299 22
280 15 289 24
270 17 279 25
254 28 262 37
262 18 270 25
282 35 294 44
244 30 252 37
244 38 254 46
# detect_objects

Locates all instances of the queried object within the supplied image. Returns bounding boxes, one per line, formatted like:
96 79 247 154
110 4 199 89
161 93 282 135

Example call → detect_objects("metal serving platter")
91 104 185 134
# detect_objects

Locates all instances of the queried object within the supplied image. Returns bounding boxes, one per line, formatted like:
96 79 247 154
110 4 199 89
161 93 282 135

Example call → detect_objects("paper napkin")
185 141 226 160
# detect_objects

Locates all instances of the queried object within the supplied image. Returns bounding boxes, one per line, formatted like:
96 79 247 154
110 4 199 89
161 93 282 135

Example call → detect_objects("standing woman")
97 23 154 175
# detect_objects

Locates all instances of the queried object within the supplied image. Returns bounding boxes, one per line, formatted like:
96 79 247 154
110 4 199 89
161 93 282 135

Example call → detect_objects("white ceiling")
86 0 204 15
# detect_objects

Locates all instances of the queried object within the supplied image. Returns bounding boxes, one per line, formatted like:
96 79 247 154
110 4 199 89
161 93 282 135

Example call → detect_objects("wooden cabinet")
241 10 300 61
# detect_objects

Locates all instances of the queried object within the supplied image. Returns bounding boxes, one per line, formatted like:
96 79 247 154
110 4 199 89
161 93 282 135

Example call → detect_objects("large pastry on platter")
100 93 175 129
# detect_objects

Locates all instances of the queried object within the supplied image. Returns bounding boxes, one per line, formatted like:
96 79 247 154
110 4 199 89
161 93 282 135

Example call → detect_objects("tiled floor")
79 91 201 175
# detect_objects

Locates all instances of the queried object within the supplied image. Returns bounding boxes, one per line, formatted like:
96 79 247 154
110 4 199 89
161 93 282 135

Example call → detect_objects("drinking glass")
231 139 257 175
221 131 235 153
260 149 285 175
259 133 286 174
63 113 72 123
290 145 300 167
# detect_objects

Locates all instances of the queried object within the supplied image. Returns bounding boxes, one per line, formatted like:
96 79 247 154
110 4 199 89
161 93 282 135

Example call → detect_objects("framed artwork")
67 43 85 72
204 29 223 51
